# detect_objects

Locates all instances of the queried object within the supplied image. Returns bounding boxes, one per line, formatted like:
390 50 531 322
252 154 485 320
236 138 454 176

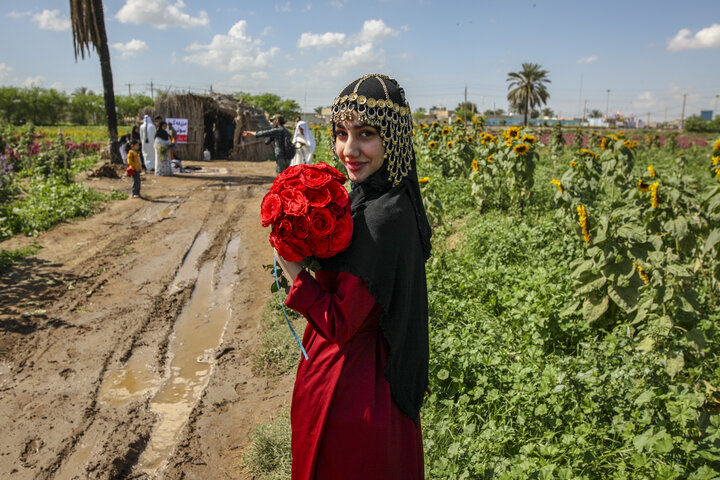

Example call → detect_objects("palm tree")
589 109 603 119
70 0 120 163
506 63 551 126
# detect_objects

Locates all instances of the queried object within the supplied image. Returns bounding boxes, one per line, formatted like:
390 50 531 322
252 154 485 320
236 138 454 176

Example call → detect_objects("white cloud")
357 19 398 43
298 32 346 49
32 9 70 31
275 2 291 12
0 63 13 82
22 76 45 88
116 0 210 29
329 0 348 8
183 20 279 72
261 26 272 36
632 91 656 109
7 11 31 19
668 24 720 51
302 4 312 12
318 43 384 77
577 55 599 64
252 71 269 80
50 82 64 91
111 39 149 58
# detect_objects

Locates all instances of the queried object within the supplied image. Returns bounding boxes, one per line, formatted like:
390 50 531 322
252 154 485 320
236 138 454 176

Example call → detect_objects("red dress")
285 269 425 480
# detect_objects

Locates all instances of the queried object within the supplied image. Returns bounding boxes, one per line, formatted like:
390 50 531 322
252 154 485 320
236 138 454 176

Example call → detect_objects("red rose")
327 181 349 208
291 215 310 239
308 234 331 258
300 168 332 188
270 232 306 261
273 217 294 239
305 187 332 208
278 164 303 181
327 214 354 256
260 193 283 227
309 208 336 236
281 188 309 216
314 162 347 182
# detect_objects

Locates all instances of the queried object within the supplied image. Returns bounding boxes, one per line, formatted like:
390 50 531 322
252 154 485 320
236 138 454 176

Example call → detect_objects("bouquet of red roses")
261 163 353 262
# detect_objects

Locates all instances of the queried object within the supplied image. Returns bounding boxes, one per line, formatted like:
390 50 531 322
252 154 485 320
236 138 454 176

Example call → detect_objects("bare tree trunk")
92 0 121 164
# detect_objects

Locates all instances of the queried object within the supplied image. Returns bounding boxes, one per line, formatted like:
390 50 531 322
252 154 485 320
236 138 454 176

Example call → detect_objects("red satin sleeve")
285 269 378 344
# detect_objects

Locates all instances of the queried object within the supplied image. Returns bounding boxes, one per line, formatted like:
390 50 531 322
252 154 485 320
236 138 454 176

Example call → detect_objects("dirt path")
0 160 294 479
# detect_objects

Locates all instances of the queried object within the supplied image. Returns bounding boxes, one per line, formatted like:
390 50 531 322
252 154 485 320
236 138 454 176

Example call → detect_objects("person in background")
290 116 316 166
154 121 173 176
131 124 145 171
167 122 177 160
126 140 142 198
140 115 156 172
119 134 131 166
242 114 293 174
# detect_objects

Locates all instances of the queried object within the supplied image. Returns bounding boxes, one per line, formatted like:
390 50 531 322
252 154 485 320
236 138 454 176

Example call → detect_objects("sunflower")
637 179 650 191
472 159 479 171
441 127 451 136
428 141 437 149
580 148 596 157
712 155 719 166
551 179 563 192
570 161 577 167
432 121 440 128
521 135 536 144
446 141 454 148
466 135 474 143
650 182 659 209
504 127 521 139
623 140 634 149
455 117 464 124
617 131 625 138
714 138 720 151
678 151 684 156
648 165 656 177
576 205 591 243
513 144 529 155
600 137 609 150
488 155 494 163
633 262 650 285
418 176 430 183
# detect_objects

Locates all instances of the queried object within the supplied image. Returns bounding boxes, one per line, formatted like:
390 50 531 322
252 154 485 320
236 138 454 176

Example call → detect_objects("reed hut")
141 93 274 162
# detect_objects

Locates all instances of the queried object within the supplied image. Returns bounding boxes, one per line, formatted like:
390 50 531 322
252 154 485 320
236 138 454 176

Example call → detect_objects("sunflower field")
413 120 720 479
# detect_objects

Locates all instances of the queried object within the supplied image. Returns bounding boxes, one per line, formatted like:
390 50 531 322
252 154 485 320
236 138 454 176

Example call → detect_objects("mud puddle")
95 235 240 476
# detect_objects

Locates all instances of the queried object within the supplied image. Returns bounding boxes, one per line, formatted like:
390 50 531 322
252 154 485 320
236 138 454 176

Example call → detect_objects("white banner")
166 118 188 143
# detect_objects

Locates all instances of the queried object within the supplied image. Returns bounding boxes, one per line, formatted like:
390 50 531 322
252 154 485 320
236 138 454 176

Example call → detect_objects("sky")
1 0 719 122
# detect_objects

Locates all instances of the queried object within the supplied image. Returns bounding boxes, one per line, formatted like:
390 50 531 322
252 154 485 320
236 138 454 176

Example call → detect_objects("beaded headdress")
331 74 414 187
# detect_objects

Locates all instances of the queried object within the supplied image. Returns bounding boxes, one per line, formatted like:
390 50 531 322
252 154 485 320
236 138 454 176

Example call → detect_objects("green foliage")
251 293 306 377
685 115 720 133
0 244 41 275
241 409 292 480
234 91 301 120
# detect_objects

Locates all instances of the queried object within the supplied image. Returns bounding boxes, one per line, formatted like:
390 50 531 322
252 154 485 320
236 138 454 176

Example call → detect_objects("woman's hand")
276 254 303 283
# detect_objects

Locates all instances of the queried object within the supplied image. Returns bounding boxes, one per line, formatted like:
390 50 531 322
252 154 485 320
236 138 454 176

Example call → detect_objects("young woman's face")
334 113 385 184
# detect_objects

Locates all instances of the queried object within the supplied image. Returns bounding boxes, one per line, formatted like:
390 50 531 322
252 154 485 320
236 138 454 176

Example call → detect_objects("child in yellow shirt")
127 140 142 198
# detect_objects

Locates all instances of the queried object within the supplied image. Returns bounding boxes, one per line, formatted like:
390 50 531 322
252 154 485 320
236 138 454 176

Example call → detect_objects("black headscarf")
320 75 432 422
155 122 169 141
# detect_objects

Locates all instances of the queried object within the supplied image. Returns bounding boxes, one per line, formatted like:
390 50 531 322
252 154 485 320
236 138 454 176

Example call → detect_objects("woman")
153 121 173 176
140 115 156 172
277 74 432 480
290 117 316 166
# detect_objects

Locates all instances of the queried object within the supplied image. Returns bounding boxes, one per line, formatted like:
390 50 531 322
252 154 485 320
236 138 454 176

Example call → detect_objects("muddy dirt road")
0 160 295 479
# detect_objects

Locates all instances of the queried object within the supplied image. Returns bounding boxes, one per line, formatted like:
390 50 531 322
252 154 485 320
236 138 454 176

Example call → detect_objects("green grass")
251 293 306 377
0 244 41 275
241 409 292 480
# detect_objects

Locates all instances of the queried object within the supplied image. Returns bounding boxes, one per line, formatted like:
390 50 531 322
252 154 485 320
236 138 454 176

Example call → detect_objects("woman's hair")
331 74 413 186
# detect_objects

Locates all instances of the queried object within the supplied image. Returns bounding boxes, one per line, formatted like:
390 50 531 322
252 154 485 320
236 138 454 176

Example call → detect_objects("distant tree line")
684 115 720 133
0 86 153 126
234 91 301 120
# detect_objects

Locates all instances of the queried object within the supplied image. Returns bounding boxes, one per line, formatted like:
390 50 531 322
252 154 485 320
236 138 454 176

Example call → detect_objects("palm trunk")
524 85 529 126
92 0 120 164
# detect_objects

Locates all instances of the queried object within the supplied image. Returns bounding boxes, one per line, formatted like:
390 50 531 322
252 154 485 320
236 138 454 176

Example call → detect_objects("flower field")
410 120 720 478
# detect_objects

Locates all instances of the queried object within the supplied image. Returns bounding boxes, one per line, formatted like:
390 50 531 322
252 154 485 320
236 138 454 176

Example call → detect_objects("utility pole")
715 94 719 119
582 100 587 124
664 106 668 124
605 89 610 120
150 81 154 101
578 73 583 119
647 112 650 127
210 84 213 94
680 93 687 130
127 83 131 96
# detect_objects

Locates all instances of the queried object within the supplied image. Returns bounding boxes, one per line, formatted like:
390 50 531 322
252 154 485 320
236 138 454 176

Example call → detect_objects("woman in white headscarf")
140 115 156 171
290 117 316 166
154 121 173 176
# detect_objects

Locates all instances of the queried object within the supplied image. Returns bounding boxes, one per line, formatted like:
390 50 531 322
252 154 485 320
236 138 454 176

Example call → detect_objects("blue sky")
1 0 719 122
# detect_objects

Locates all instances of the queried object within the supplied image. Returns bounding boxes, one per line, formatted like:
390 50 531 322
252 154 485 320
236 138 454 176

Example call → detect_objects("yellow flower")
428 141 437 149
552 179 563 192
504 127 521 139
600 137 609 150
714 138 720 151
623 140 634 149
570 161 577 167
678 151 684 156
637 179 650 191
576 205 591 243
488 155 494 163
466 135 474 143
432 121 440 128
650 182 659 209
580 148 596 157
713 156 719 166
633 262 650 285
617 131 625 138
446 141 454 148
455 117 464 124
418 176 430 183
513 144 529 155
472 159 479 171
648 165 656 177
522 135 536 144
424 132 428 137
441 127 451 136
506 139 513 147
